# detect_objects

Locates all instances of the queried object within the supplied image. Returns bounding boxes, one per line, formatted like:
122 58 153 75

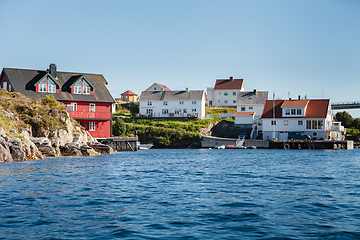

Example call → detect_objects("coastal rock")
9 138 26 162
80 144 99 156
60 143 84 156
0 127 6 135
0 137 13 162
87 142 116 154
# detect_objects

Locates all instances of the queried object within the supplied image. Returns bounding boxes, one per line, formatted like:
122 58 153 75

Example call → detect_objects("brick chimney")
49 64 57 78
229 76 234 81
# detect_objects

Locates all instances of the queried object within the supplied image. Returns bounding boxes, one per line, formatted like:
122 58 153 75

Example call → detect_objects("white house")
145 83 171 92
207 76 245 107
261 98 345 141
139 88 206 119
235 90 268 124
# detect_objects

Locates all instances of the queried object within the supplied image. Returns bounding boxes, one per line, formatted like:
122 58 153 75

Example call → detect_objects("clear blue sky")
1 0 360 115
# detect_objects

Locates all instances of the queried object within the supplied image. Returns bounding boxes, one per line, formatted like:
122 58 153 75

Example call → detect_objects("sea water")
1 149 360 239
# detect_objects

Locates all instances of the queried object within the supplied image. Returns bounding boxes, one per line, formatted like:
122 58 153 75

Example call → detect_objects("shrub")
113 118 126 136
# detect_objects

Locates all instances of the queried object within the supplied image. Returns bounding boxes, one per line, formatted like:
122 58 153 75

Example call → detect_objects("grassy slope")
0 90 79 137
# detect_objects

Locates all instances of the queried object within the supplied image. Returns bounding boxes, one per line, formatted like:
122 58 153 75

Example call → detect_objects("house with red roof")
145 83 171 92
120 90 138 103
0 64 114 138
261 98 345 141
207 76 245 107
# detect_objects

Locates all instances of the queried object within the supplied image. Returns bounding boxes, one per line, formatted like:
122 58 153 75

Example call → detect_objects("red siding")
78 120 112 138
60 100 112 138
0 74 13 92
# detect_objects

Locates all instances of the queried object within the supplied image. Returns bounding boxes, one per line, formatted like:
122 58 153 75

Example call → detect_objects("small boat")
137 142 153 150
215 145 225 149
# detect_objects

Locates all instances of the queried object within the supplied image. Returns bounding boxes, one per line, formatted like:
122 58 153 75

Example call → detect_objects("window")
146 109 153 115
313 132 317 136
192 109 197 112
225 100 228 104
291 109 296 115
218 100 220 103
154 87 157 90
183 109 187 114
312 120 317 129
74 79 91 95
298 120 303 125
180 101 184 105
241 107 245 111
90 103 95 112
285 109 290 115
224 92 228 96
147 101 152 106
162 109 168 114
233 100 236 104
249 107 253 109
306 120 311 129
271 120 276 125
74 85 82 94
89 122 95 131
38 77 56 93
284 120 288 125
3 82 7 91
125 95 128 99
192 101 196 104
219 92 221 95
297 109 302 115
233 92 236 96
175 109 181 114
318 120 323 129
163 101 167 106
71 103 77 111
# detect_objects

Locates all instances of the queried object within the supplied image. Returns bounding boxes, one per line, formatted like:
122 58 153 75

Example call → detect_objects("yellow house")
121 90 138 102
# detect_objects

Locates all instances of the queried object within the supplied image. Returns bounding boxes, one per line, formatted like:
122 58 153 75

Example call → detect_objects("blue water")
1 149 360 239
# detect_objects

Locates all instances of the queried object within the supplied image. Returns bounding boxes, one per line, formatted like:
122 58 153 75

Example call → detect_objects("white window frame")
162 109 168 114
3 82 7 91
192 109 197 112
71 103 77 111
89 122 95 131
83 86 90 95
147 101 152 106
163 101 167 106
175 109 181 114
90 103 95 112
192 101 196 104
39 84 47 92
180 101 184 105
233 100 236 104
74 85 82 94
183 109 187 114
48 84 56 93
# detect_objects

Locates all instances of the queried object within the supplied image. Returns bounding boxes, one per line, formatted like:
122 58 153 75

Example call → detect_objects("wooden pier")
97 136 138 151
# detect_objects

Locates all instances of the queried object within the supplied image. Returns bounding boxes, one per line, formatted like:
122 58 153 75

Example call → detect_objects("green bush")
113 118 126 136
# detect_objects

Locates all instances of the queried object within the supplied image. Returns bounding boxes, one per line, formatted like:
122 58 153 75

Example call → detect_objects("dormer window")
39 77 56 93
74 79 91 95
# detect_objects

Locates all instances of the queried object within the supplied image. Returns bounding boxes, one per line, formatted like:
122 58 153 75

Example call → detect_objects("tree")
130 103 139 116
352 118 360 129
335 111 353 128
112 118 126 136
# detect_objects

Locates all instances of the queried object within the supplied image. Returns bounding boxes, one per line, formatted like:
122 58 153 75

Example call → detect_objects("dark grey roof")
2 68 114 103
237 91 268 104
139 90 204 101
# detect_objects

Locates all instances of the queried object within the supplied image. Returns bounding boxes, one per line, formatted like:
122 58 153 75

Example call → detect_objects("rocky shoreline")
0 131 115 162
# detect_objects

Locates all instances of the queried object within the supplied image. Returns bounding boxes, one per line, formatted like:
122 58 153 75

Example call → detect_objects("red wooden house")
0 64 115 138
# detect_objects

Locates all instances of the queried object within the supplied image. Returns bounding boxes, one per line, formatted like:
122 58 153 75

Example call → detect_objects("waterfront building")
0 64 114 138
261 98 345 141
206 76 245 107
139 87 205 119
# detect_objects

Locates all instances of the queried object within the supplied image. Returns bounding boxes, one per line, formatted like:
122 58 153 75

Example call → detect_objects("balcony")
67 111 112 120
329 125 345 132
